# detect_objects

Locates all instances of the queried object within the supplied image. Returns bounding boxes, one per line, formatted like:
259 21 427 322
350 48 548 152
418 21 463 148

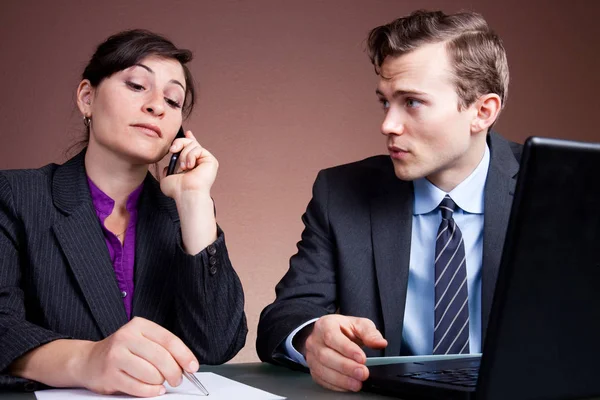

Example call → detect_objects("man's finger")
313 321 365 363
308 345 368 381
310 362 363 392
348 318 388 349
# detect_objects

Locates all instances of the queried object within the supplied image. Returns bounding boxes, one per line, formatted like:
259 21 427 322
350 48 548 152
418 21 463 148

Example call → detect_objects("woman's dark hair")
83 29 196 118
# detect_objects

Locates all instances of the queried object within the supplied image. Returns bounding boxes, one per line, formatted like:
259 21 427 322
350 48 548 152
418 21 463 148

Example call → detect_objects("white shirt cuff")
283 318 319 367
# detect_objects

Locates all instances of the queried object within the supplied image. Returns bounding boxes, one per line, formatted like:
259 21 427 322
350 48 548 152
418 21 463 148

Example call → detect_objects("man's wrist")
292 323 314 358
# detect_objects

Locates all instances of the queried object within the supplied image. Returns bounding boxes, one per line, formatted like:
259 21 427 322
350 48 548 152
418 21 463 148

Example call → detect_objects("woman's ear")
76 79 94 117
470 93 502 134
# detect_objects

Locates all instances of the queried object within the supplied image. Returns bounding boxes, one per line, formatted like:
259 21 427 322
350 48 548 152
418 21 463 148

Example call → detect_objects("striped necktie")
433 195 470 355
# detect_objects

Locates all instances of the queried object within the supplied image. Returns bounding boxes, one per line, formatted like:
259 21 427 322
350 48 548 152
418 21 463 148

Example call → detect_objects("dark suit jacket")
256 132 522 367
0 150 247 391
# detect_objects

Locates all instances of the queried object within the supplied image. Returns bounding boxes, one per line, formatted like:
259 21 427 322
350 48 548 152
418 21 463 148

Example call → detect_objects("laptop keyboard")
400 367 479 387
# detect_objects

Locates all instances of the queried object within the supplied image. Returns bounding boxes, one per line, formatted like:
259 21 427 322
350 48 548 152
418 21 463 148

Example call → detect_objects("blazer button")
121 291 127 298
207 244 217 255
209 256 217 266
209 266 218 275
24 382 38 392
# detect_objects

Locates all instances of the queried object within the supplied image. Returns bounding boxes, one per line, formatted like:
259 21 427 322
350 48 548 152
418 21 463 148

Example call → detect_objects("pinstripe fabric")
0 150 247 391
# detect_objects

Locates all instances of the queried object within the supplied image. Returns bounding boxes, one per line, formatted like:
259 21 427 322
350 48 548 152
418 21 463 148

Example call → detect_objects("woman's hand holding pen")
73 317 199 397
160 129 218 254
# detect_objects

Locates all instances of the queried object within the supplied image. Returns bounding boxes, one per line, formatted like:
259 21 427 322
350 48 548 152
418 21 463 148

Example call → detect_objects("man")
256 10 521 393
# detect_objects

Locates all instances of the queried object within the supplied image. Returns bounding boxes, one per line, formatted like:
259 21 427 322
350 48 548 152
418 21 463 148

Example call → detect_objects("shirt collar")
413 144 490 215
87 177 144 217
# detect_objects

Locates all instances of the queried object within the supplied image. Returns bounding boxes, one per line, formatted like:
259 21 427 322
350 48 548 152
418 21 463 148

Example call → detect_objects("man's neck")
426 135 488 192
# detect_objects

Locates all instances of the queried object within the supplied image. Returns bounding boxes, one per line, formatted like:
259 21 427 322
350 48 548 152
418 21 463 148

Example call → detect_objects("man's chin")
392 163 420 182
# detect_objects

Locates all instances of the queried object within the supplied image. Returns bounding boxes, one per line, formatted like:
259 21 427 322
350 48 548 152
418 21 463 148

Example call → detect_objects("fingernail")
354 353 363 363
188 360 199 372
349 379 362 392
354 367 364 380
180 161 185 169
159 386 166 395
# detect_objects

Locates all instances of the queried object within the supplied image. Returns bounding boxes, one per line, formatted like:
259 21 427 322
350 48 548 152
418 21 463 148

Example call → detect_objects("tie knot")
438 195 457 220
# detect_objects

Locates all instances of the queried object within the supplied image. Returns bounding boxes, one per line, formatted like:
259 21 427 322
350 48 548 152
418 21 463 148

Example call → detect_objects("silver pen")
183 370 210 396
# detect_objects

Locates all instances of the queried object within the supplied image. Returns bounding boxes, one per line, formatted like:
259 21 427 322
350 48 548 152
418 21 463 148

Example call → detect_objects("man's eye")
406 98 423 108
379 99 390 110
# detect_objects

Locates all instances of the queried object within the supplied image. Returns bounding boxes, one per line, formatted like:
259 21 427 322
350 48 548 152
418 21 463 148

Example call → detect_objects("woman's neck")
84 142 148 207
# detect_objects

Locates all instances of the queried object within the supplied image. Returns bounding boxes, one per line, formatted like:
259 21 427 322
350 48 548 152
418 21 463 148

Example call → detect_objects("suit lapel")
371 168 413 356
52 151 128 337
481 133 520 342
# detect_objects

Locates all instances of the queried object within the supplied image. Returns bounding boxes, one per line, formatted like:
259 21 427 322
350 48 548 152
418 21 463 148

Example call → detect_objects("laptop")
364 136 600 400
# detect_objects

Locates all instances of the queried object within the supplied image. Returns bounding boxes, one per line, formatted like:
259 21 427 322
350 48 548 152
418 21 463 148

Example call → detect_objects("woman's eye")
126 81 145 91
165 98 182 109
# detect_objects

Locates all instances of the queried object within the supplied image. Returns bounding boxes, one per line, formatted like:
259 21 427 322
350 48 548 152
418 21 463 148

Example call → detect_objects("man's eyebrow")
375 88 428 98
133 63 185 91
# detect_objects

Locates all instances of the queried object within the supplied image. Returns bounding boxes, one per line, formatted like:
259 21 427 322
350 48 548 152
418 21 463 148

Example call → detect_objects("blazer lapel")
132 176 179 319
481 133 520 342
52 151 128 337
370 168 413 356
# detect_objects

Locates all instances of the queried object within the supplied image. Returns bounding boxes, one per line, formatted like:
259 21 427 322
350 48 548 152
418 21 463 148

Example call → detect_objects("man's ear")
76 79 94 116
470 94 502 134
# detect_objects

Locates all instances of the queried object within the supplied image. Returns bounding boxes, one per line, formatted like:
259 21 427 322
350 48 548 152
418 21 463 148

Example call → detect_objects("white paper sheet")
35 372 285 400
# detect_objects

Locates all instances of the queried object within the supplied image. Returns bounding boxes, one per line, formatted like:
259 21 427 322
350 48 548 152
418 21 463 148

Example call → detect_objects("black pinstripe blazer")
0 150 247 391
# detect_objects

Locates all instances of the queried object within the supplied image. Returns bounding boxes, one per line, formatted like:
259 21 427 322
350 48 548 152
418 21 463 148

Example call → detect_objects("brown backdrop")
1 0 599 363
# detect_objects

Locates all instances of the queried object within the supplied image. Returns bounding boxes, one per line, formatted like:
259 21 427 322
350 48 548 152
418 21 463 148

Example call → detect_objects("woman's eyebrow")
133 63 185 91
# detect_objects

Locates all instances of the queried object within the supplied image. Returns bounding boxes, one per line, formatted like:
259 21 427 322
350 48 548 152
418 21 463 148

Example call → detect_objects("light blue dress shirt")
403 145 489 355
284 146 490 364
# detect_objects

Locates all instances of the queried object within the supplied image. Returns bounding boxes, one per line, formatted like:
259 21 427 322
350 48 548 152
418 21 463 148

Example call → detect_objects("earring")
83 116 91 127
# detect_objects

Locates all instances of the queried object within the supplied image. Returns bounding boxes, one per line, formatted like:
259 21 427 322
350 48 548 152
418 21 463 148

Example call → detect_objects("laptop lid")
477 136 600 400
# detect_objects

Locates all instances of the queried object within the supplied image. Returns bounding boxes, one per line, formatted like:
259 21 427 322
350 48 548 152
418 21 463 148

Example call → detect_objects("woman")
0 29 247 396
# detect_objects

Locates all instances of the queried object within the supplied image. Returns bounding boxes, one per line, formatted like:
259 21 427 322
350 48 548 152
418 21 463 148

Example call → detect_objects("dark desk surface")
0 362 391 400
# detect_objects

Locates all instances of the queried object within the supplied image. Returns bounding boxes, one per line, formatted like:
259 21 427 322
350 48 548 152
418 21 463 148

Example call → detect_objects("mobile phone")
167 126 185 176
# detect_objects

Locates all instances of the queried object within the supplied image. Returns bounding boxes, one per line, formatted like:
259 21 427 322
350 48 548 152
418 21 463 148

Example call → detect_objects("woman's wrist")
65 340 94 388
9 339 94 388
176 192 217 255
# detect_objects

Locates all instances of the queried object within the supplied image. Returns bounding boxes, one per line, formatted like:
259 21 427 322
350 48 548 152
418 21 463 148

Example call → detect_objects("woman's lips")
132 123 162 138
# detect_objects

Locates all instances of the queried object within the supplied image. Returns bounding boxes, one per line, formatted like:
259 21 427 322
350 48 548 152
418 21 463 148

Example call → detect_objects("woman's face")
79 55 186 165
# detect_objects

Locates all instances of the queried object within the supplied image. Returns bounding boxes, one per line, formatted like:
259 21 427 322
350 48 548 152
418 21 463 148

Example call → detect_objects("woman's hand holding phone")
160 128 218 200
160 128 218 254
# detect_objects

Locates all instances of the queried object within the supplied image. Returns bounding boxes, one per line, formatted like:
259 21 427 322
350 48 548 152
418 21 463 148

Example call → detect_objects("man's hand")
303 315 387 392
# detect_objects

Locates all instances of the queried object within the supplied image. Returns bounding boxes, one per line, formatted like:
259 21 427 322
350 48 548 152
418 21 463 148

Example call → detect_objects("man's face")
376 42 482 190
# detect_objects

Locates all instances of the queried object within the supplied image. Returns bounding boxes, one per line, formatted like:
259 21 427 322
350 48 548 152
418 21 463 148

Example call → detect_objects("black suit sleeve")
0 174 68 390
170 226 248 365
256 170 338 365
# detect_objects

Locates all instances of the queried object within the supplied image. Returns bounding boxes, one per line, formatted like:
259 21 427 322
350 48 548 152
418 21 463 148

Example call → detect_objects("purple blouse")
87 177 143 320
